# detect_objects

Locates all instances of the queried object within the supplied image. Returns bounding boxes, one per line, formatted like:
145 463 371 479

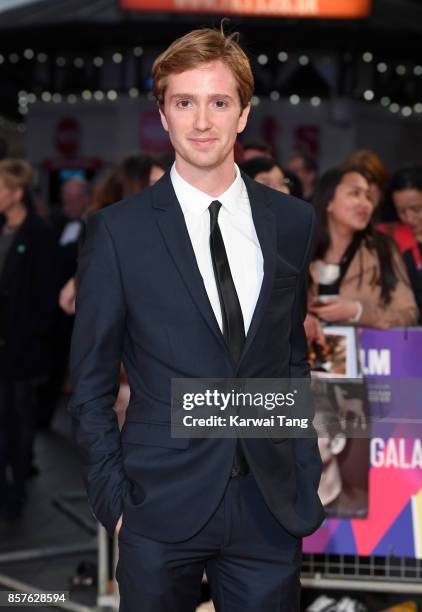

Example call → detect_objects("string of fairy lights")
0 46 144 66
1 46 421 132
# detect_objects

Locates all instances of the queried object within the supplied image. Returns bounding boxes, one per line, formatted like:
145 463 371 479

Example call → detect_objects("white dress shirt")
170 163 264 334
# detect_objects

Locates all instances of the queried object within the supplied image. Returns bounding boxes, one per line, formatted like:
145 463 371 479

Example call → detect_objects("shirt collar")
170 163 245 217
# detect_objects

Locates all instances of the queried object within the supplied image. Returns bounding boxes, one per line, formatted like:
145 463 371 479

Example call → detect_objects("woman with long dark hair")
307 166 418 330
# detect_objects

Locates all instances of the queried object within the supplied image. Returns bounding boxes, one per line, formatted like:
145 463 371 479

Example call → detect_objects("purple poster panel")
304 328 422 558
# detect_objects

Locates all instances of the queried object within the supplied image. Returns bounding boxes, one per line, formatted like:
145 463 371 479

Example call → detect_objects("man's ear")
237 103 251 134
159 107 169 133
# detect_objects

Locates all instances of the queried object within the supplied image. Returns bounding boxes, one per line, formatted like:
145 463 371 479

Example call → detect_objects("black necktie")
208 200 245 363
209 200 248 477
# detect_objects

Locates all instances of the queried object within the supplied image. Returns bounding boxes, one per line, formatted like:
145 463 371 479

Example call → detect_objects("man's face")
62 180 90 219
159 60 250 175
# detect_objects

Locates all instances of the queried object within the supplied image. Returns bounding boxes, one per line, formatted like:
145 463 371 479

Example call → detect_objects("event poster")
305 328 422 559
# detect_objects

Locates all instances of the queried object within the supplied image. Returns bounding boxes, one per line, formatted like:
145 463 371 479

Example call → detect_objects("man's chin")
181 155 223 171
181 147 234 170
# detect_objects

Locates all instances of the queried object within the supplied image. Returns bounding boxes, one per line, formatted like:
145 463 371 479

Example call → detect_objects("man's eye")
177 100 191 108
214 100 227 108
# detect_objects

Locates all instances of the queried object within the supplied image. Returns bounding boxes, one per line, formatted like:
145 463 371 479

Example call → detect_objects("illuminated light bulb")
363 90 375 101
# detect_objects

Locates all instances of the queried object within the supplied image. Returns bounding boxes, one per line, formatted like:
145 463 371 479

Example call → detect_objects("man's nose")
193 105 211 131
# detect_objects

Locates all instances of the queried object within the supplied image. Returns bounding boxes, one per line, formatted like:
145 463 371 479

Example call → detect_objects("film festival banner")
304 327 422 559
120 0 372 19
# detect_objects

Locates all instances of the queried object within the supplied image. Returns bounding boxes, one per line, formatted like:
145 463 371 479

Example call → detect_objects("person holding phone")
306 166 418 335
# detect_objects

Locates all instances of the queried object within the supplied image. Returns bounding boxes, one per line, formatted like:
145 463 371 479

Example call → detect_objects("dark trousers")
117 472 302 612
0 380 35 512
36 311 73 428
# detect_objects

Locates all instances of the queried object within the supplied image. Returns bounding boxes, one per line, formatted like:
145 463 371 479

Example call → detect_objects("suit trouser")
116 471 302 612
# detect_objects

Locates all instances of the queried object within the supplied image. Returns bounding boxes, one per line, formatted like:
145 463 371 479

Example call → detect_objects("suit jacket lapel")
238 174 278 367
151 172 228 354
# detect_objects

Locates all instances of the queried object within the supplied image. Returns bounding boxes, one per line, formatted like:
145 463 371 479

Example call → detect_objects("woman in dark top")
378 164 422 324
0 159 57 519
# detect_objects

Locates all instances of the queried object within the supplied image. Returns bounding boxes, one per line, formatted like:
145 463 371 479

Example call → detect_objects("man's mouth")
189 138 217 146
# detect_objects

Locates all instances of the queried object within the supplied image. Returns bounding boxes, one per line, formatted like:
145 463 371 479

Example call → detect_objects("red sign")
55 117 80 157
120 0 371 18
293 125 320 157
140 111 173 153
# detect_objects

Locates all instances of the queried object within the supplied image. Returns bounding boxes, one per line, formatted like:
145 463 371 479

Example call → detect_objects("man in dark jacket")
70 27 323 612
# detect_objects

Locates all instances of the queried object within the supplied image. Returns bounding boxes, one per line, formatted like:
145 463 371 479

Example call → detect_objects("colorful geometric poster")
304 328 422 559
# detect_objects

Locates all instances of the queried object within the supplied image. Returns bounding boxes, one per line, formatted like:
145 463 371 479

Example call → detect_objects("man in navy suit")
70 26 323 612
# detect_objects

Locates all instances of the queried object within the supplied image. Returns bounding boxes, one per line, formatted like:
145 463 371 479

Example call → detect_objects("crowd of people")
0 142 421 521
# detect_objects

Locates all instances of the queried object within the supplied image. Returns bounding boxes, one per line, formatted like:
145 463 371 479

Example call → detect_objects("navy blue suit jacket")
69 171 324 541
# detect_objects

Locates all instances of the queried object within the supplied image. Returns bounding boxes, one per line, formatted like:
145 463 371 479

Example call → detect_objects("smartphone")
311 295 339 307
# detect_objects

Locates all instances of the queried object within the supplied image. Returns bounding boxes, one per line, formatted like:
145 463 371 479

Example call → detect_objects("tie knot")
209 200 222 231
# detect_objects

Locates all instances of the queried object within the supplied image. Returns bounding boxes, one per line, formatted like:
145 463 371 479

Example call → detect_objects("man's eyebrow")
208 94 234 100
169 93 234 101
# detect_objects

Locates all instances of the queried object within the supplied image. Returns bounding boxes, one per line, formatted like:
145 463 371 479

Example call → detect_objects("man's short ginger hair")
152 26 254 110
